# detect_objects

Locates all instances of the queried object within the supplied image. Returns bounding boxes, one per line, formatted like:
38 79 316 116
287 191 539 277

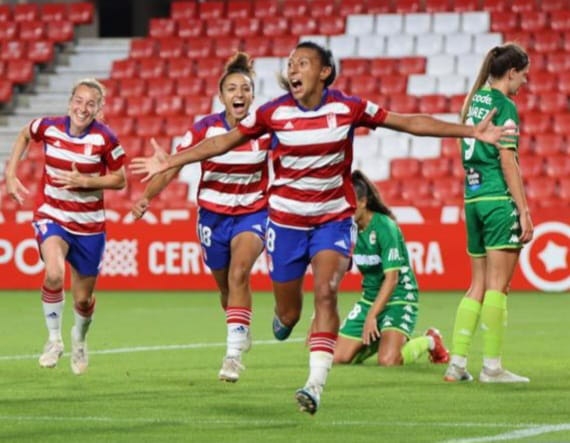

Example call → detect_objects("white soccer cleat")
443 363 474 382
218 356 245 383
295 384 322 415
479 367 530 383
39 340 64 368
70 327 88 375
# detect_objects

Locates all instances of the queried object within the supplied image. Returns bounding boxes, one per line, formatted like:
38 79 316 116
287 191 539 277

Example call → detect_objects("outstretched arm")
130 128 249 182
5 124 33 204
382 109 515 145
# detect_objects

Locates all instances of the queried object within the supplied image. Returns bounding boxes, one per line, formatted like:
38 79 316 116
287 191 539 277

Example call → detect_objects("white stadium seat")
329 35 357 58
346 14 375 35
426 54 456 75
386 34 415 57
375 13 404 35
433 12 461 34
356 35 386 57
378 133 411 159
436 74 468 95
473 33 503 54
415 33 444 55
461 12 490 34
444 33 473 55
409 136 442 159
456 53 484 76
403 13 432 35
299 35 329 48
407 74 438 95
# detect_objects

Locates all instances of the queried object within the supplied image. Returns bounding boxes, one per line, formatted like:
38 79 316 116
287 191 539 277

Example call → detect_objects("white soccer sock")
73 311 92 342
42 301 64 342
226 324 249 358
307 351 334 388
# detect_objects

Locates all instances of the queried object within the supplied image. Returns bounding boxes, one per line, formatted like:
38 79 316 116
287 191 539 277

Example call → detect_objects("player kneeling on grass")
333 171 449 367
5 78 127 375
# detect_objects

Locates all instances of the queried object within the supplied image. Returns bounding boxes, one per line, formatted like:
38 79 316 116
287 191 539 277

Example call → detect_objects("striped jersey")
176 112 270 215
29 116 125 235
237 89 388 228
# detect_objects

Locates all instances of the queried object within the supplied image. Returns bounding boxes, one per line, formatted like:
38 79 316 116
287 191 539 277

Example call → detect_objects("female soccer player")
131 52 270 383
334 170 449 367
444 43 533 383
5 78 127 375
130 41 515 414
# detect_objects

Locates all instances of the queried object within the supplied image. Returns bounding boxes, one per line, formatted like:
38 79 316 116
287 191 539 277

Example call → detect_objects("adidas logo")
334 239 347 250
46 312 59 319
284 121 294 130
53 140 61 148
252 224 263 232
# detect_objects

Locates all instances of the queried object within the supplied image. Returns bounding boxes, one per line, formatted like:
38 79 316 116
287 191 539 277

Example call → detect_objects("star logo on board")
537 241 568 273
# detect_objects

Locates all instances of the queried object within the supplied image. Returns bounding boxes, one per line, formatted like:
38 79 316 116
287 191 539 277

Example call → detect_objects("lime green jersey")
352 212 418 304
461 86 519 201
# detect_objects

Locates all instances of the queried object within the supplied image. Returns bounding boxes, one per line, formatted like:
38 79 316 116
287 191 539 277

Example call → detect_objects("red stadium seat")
175 78 204 96
550 10 570 31
126 97 155 117
514 91 538 113
119 78 147 97
176 19 204 38
518 155 544 178
525 51 546 71
106 117 135 137
449 156 466 179
317 16 345 35
517 136 533 156
421 157 451 179
520 112 552 134
398 57 426 75
556 72 570 93
18 20 46 41
198 0 225 19
205 18 233 38
511 0 537 13
98 78 120 97
552 114 570 134
138 57 167 80
390 158 421 180
27 40 55 64
290 16 318 36
119 136 145 157
394 0 424 13
338 0 367 16
253 0 280 18
558 177 570 202
453 0 480 12
431 177 463 204
533 31 562 53
503 31 533 51
195 58 224 79
170 1 197 20
103 96 126 118
157 37 185 59
374 180 402 203
389 93 419 113
262 17 289 37
418 95 449 113
449 94 466 113
440 138 460 157
185 37 213 59
0 79 13 104
46 20 74 43
147 78 176 97
333 76 350 94
369 58 398 76
0 21 18 40
41 3 68 22
0 5 12 22
13 3 39 22
545 51 570 73
367 0 394 13
533 133 565 156
233 18 261 37
6 59 34 85
184 96 212 116
562 31 570 52
135 116 165 137
157 181 190 204
425 0 452 12
227 0 253 19
310 0 337 17
203 77 219 95
241 37 271 57
130 38 158 59
400 178 434 206
538 92 568 113
213 37 241 59
379 75 407 95
111 59 138 80
271 36 298 57
544 155 570 178
349 75 379 96
69 2 94 25
525 177 558 205
149 18 177 39
163 115 191 137
481 0 510 12
168 58 195 79
527 71 557 94
490 11 519 32
540 0 569 11
0 41 27 62
341 59 370 77
282 0 309 17
519 11 547 32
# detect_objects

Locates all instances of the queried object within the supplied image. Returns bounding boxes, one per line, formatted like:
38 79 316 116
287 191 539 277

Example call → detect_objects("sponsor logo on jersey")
369 231 376 245
111 145 125 160
388 248 400 261
84 144 93 156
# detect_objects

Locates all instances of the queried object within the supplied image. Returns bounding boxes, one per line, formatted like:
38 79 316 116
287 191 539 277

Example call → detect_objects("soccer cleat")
352 340 379 364
218 356 245 383
443 363 474 382
425 328 450 364
39 340 64 368
272 315 292 341
70 327 88 375
479 367 530 383
295 384 322 415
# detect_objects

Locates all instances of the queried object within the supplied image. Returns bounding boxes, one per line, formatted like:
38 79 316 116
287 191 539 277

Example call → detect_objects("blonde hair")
70 78 106 107
460 43 528 123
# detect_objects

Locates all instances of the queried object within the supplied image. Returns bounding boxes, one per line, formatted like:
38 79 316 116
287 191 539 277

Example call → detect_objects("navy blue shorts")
197 207 267 270
266 217 355 282
33 220 106 277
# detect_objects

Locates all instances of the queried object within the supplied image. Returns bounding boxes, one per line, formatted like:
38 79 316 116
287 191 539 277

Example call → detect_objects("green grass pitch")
0 291 569 442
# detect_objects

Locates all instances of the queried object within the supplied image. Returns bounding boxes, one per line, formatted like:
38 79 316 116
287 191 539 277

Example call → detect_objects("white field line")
443 424 570 442
0 337 305 362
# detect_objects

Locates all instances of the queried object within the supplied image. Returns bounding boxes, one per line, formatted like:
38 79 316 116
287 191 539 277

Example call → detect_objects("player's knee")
228 263 250 288
378 352 403 367
333 353 351 364
43 270 64 290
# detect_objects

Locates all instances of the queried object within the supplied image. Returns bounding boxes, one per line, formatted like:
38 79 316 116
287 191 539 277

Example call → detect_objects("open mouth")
232 101 246 112
290 79 303 93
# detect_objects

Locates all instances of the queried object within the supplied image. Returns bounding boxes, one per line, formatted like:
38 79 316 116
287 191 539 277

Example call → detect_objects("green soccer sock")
481 290 507 359
451 297 482 357
401 336 430 365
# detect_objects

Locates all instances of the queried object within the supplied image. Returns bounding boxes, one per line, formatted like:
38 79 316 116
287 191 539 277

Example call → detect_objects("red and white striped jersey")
237 89 388 228
176 112 270 215
29 116 125 235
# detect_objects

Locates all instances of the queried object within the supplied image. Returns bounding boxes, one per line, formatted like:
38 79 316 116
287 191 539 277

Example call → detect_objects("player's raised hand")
473 108 518 145
131 197 150 220
129 138 170 182
5 175 29 205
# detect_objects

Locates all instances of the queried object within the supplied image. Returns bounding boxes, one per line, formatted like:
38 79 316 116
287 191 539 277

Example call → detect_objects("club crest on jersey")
327 113 337 128
251 139 259 151
369 231 376 245
84 144 93 156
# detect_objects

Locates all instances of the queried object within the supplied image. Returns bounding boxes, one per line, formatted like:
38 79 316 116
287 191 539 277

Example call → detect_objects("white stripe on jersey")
202 170 263 184
269 194 350 217
271 102 351 120
199 188 264 207
44 183 102 203
208 150 267 165
275 125 351 146
45 165 100 180
281 152 345 170
46 145 101 164
45 126 105 145
38 203 105 224
273 174 342 191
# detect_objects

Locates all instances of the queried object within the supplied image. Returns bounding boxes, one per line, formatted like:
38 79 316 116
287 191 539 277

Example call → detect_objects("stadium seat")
290 16 318 36
403 13 432 35
366 1 393 14
346 14 375 36
261 16 289 37
329 35 358 58
226 0 253 19
119 78 147 98
370 58 398 76
126 97 155 117
390 158 421 180
388 93 419 113
98 78 120 97
177 19 205 38
437 75 467 95
203 77 219 95
147 78 176 97
545 51 570 73
557 72 570 93
533 31 561 53
106 117 135 137
421 157 451 179
558 177 570 202
449 155 466 179
356 35 386 57
400 178 434 206
550 10 570 31
527 71 557 94
517 135 533 156
163 115 191 137
379 75 407 94
375 14 403 36
103 96 126 118
241 36 271 57
379 133 411 159
18 20 46 41
481 0 510 12
137 57 167 80
408 75 437 95
338 0 367 16
521 111 552 134
111 59 138 80
0 21 18 40
518 155 544 178
213 37 241 59
462 11 490 34
415 34 444 56
398 57 426 75
155 95 184 118
525 177 558 205
562 31 570 52
431 176 463 204
520 11 548 32
0 4 12 21
46 20 74 43
427 54 455 75
233 18 261 37
157 181 191 204
533 133 565 156
317 16 345 35
511 0 537 13
0 41 27 61
69 2 94 25
410 136 442 159
281 0 309 17
340 59 370 77
538 92 568 113
41 3 67 22
157 37 186 59
6 59 34 85
386 34 415 57
130 38 158 59
27 40 55 64
490 11 519 32
167 58 194 79
310 0 337 17
543 155 570 179
453 0 480 12
449 94 466 113
149 18 177 39
175 78 203 96
194 58 224 79
440 138 460 157
252 0 279 18
333 76 350 93
552 114 570 135
135 116 165 137
0 79 13 104
418 95 449 113
170 1 197 20
433 12 461 34
198 0 225 19
425 0 452 12
271 36 299 57
13 3 39 22
374 180 402 204
184 96 213 116
515 91 538 113
444 33 473 55
349 75 379 96
185 37 213 59
473 33 503 54
205 18 233 38
394 0 423 13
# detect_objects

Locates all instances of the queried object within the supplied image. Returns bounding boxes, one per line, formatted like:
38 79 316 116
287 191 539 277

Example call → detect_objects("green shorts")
464 197 522 256
339 299 418 341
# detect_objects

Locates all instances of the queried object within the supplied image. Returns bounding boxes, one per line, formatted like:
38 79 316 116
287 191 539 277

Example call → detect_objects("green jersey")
352 212 418 305
461 86 519 201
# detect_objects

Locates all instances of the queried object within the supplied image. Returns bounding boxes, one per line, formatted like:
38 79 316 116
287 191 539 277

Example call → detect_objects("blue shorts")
266 217 356 282
32 220 106 277
197 207 267 270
